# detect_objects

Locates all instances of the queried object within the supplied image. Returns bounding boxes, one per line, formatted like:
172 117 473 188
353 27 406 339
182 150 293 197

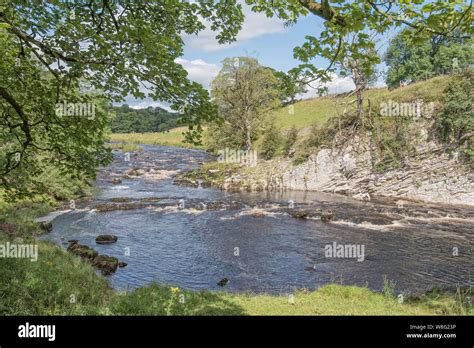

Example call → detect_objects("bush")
436 70 474 164
260 122 283 160
283 126 298 154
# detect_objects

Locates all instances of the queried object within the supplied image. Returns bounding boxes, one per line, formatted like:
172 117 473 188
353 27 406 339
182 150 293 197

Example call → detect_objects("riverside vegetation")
1 74 472 315
1 0 472 316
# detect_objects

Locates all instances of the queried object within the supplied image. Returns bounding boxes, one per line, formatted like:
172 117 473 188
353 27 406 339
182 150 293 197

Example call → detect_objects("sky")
124 3 392 110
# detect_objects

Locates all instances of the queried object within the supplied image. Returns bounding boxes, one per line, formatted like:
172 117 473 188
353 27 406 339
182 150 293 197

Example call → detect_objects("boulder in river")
109 197 132 203
38 221 53 233
111 178 122 185
118 261 128 268
95 234 118 245
67 242 98 260
290 210 308 219
173 177 199 188
91 255 119 276
95 202 145 212
321 210 334 223
217 278 229 287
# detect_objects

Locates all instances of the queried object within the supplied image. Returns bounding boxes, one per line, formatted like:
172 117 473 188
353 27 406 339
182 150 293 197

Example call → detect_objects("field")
109 127 206 149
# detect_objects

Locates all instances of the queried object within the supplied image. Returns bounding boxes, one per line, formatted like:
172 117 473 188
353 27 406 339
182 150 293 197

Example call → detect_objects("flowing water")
42 145 473 295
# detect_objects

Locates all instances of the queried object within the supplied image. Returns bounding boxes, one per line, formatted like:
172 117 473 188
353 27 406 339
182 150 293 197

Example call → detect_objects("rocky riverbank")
179 124 473 207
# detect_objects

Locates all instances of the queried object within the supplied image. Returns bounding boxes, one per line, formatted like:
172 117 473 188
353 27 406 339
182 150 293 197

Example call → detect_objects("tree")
437 70 474 156
211 57 280 151
0 0 244 198
260 122 283 160
384 29 473 88
245 0 473 115
110 105 178 133
273 70 307 105
384 30 434 88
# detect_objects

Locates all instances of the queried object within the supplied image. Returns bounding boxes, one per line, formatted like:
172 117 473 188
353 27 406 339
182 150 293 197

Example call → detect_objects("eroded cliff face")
220 123 474 206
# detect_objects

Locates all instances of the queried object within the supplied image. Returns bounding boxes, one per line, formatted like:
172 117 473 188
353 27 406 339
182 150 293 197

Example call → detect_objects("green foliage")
384 29 474 88
436 70 474 164
272 70 307 105
384 30 435 88
260 122 283 160
210 57 280 151
0 0 248 200
110 105 178 133
110 128 204 149
107 142 142 153
246 0 471 114
283 126 299 154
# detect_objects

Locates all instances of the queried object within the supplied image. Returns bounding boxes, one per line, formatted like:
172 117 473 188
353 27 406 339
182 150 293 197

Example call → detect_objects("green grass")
0 238 470 315
109 127 206 149
107 142 143 152
270 75 451 131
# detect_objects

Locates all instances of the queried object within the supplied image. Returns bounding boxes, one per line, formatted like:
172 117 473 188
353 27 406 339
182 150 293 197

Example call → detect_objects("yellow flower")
171 287 180 294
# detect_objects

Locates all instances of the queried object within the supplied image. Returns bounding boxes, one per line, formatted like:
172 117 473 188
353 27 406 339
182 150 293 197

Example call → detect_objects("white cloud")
117 58 219 109
184 4 286 52
127 100 172 111
174 58 220 88
300 73 355 99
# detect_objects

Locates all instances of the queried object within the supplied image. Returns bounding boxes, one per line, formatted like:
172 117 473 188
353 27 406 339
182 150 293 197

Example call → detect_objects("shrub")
283 126 299 154
260 122 283 160
436 70 474 164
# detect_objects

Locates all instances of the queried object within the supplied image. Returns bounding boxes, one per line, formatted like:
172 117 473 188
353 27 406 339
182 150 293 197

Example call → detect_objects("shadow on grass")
111 284 247 315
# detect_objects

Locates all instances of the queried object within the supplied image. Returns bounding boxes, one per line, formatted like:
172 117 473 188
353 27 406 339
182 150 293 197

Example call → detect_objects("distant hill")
110 104 179 133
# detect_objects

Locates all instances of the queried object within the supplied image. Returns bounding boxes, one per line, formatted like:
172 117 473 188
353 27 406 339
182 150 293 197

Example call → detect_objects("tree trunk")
356 86 363 117
245 126 252 151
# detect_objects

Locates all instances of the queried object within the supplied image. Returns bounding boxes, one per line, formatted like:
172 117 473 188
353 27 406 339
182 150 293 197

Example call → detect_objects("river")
42 145 473 295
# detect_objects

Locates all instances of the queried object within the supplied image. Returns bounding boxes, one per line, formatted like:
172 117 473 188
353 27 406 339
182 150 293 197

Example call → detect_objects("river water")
42 145 473 295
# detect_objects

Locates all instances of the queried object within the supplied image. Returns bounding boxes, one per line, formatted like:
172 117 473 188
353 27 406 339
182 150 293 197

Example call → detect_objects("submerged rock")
109 197 132 203
95 234 118 245
139 197 162 202
95 202 145 212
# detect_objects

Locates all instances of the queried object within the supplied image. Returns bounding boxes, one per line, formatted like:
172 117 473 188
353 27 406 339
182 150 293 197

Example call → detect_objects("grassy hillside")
270 75 451 131
107 76 452 151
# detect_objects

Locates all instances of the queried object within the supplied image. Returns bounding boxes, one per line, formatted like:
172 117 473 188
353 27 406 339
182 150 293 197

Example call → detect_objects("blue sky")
126 3 392 109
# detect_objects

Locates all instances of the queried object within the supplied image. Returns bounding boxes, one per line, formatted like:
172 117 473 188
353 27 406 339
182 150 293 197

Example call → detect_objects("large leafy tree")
210 57 280 151
385 29 473 88
0 0 244 198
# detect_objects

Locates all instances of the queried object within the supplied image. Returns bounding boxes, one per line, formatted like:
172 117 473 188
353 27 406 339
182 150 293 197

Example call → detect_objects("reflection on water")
42 145 474 295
